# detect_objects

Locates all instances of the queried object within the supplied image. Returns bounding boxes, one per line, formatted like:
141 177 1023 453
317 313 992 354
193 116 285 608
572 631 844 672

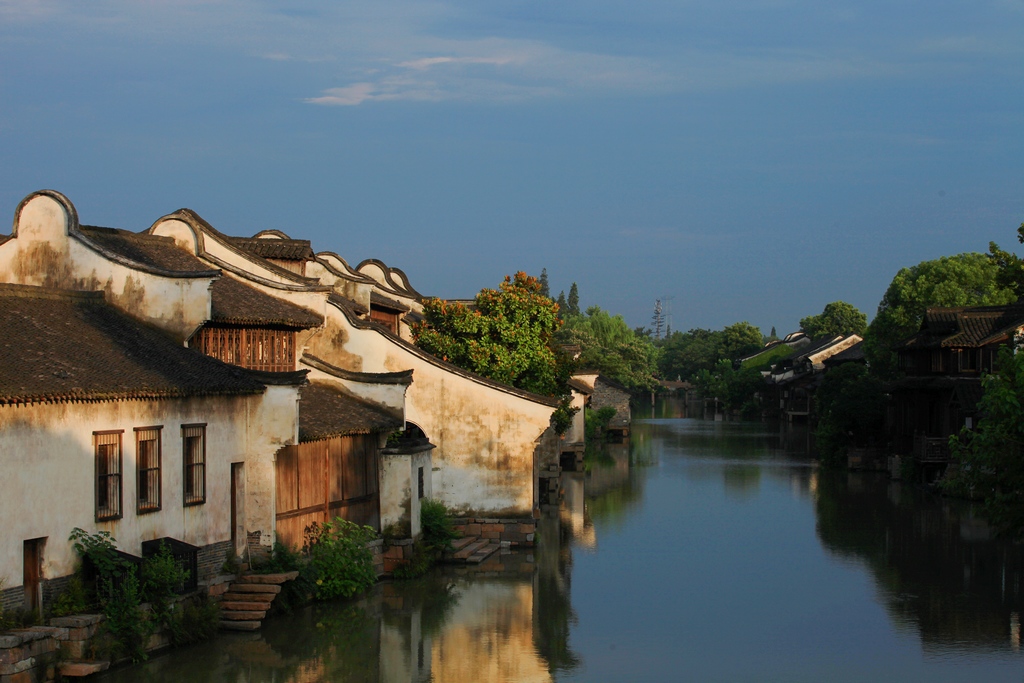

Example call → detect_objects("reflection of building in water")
816 471 1024 651
431 582 551 683
561 473 596 549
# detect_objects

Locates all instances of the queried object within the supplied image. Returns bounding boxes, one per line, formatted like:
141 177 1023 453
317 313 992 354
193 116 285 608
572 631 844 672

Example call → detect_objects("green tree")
566 283 580 317
692 360 764 418
988 223 1024 297
658 328 721 381
412 272 568 397
944 348 1024 536
721 321 763 360
538 268 551 298
558 306 658 392
800 301 867 339
555 291 567 319
865 253 1015 378
813 363 886 467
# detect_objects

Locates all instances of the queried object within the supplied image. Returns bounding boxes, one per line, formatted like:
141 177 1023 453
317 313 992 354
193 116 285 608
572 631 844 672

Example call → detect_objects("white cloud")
306 82 378 106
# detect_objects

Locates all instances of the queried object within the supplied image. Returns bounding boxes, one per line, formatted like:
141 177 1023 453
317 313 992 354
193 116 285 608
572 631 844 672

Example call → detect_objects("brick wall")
196 540 233 584
0 586 20 615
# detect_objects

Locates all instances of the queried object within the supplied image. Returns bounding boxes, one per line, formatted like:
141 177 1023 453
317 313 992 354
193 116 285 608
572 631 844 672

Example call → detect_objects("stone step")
449 536 476 551
451 539 489 561
228 583 281 594
235 571 299 585
465 543 501 564
223 591 277 603
58 661 110 677
219 620 262 631
221 600 272 612
221 610 267 621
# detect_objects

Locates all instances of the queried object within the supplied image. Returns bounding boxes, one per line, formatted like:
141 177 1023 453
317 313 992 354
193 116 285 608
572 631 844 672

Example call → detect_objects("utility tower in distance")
652 299 664 339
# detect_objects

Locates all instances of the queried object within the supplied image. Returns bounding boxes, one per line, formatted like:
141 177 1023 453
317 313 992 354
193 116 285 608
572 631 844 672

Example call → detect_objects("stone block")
518 523 536 534
67 627 91 640
481 524 504 534
526 534 535 542
465 524 481 536
0 656 34 676
482 531 500 540
63 641 87 660
481 518 499 524
0 636 20 649
58 660 110 676
49 614 103 629
2 670 36 683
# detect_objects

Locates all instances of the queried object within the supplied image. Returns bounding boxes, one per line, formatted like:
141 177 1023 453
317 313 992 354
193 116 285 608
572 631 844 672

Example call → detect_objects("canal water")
99 407 1024 682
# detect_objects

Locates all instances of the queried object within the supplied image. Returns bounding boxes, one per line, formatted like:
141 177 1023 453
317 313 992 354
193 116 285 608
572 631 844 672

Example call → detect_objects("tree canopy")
988 223 1024 298
800 301 867 339
558 306 659 392
944 348 1024 537
658 322 763 381
864 253 1016 377
412 272 568 397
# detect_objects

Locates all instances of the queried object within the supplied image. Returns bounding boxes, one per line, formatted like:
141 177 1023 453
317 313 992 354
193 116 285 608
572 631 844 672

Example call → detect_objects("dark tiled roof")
80 226 216 274
370 290 410 313
299 381 403 442
900 304 1024 349
210 276 323 329
328 293 368 316
230 237 314 261
0 284 266 405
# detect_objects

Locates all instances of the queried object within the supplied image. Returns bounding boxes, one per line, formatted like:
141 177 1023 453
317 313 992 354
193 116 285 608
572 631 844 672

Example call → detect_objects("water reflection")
98 412 1024 682
815 470 1024 654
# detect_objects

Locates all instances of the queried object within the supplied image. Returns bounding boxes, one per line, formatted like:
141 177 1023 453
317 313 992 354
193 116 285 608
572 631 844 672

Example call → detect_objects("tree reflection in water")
815 470 1024 653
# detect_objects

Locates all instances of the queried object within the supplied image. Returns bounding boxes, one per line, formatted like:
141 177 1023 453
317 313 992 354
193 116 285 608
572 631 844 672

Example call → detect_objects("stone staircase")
445 536 501 564
219 571 298 631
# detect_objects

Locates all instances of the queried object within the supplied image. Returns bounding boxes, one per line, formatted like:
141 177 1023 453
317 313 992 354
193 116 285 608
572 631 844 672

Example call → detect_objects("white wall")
0 390 298 588
0 193 214 343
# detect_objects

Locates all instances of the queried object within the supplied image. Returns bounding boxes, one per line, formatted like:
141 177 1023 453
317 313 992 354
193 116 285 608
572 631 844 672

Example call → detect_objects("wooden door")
23 538 44 615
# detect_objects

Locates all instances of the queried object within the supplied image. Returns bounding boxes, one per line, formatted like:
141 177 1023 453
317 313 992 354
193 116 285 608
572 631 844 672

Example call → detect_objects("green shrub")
50 574 89 617
420 498 458 553
100 573 151 663
585 406 617 441
141 543 189 627
304 519 377 600
167 597 220 646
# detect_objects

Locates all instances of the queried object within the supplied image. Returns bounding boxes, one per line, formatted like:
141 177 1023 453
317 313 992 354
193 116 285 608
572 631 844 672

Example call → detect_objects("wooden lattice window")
194 326 296 372
136 427 162 513
182 424 206 506
95 431 124 521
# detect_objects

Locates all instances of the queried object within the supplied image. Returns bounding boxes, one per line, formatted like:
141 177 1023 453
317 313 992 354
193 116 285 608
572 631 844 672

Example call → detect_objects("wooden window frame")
135 426 162 514
182 424 207 506
193 326 297 372
94 431 124 522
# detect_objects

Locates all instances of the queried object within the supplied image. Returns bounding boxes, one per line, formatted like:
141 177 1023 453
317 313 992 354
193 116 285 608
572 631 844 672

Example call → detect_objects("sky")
2 0 1023 335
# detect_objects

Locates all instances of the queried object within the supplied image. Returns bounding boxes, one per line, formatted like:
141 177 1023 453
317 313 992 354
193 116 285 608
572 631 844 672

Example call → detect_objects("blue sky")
2 0 1023 334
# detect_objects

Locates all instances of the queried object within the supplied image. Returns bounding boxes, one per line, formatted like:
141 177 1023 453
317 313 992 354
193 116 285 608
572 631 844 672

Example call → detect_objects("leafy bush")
167 597 220 646
141 542 189 626
50 574 89 617
421 499 458 553
393 499 459 580
99 573 151 663
585 407 617 441
304 519 377 600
